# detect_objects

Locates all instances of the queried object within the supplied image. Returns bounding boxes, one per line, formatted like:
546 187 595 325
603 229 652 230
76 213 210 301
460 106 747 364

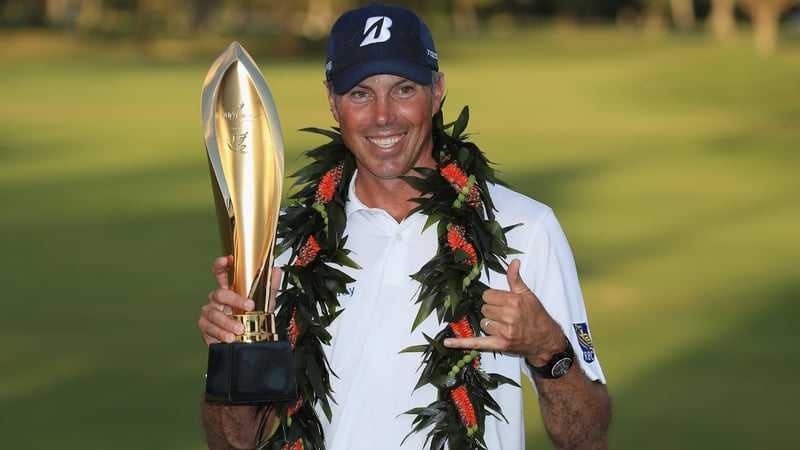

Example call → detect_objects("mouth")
366 133 406 149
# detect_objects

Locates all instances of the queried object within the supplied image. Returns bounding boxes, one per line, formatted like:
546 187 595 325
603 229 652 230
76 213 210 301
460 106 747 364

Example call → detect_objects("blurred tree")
642 0 669 34
642 0 697 33
135 0 161 44
192 0 211 32
670 0 696 28
10 0 798 59
74 0 103 32
26 0 47 26
300 0 336 39
0 0 46 27
270 0 301 54
453 0 479 32
740 0 799 54
450 0 503 33
708 0 737 39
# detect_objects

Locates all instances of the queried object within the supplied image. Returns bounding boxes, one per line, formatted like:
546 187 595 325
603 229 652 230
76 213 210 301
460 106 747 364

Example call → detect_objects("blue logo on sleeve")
572 323 596 363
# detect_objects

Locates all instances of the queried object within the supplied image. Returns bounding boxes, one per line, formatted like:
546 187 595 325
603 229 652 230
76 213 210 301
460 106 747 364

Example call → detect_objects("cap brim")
330 58 433 95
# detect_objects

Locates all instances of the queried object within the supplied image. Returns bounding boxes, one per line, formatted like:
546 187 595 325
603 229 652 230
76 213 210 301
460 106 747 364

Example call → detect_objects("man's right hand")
198 256 283 345
198 255 255 345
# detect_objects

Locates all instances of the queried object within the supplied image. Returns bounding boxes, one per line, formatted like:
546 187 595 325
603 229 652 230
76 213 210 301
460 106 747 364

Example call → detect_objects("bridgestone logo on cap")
360 16 392 47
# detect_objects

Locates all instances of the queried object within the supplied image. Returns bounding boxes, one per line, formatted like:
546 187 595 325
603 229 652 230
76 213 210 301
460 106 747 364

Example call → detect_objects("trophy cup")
201 42 297 404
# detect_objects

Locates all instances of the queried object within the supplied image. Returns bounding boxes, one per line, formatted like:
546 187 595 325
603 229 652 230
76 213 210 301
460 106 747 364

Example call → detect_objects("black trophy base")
205 340 298 404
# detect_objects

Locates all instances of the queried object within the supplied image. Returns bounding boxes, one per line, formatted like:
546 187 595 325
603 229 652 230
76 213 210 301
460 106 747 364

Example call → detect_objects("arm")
444 259 612 449
533 366 611 449
202 403 275 450
198 257 281 449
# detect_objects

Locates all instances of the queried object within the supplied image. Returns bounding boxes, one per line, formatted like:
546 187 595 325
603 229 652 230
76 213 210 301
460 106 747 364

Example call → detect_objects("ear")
432 72 445 115
324 81 340 123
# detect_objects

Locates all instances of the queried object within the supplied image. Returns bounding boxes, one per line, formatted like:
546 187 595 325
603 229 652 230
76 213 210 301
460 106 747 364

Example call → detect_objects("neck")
354 172 422 222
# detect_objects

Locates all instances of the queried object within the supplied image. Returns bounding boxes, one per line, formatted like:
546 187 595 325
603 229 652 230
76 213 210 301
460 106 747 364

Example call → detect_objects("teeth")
367 134 403 148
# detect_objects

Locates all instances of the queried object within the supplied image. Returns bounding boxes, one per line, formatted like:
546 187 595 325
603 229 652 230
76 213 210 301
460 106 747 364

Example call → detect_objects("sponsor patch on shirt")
572 323 596 363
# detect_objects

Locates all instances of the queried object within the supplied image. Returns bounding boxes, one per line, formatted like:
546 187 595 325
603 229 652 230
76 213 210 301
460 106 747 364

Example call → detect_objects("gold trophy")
202 42 297 404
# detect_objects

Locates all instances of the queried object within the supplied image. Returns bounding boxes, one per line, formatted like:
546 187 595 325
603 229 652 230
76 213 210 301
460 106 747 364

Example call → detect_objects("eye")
394 84 417 99
348 89 372 103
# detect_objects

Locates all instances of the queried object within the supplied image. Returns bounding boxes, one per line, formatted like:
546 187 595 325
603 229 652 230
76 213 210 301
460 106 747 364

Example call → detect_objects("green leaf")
400 344 428 354
401 173 431 192
412 292 438 330
423 333 450 355
452 105 470 138
299 126 342 141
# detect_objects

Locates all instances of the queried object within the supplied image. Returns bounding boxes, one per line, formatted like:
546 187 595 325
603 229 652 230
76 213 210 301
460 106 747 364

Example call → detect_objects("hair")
430 70 442 94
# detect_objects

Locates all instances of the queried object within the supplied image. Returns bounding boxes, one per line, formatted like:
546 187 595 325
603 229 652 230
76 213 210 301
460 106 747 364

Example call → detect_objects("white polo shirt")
308 171 605 449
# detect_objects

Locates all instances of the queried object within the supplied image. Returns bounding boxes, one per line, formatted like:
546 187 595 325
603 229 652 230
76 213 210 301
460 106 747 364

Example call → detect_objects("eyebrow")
353 76 417 92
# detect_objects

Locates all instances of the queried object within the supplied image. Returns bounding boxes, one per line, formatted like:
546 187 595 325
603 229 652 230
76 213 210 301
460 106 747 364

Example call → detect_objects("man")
198 3 611 449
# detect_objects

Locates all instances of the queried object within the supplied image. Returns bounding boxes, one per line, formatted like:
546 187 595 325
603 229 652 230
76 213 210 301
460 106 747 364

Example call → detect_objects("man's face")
327 73 444 181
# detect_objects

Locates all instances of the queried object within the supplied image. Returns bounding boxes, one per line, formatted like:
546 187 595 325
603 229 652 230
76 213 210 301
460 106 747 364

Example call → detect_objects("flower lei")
262 105 519 450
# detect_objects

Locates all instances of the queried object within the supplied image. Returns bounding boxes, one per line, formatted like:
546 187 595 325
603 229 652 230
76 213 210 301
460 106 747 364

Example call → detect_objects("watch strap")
528 338 575 379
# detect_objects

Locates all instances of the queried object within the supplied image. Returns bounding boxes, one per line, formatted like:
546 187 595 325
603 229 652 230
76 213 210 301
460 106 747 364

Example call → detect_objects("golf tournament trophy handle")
202 41 297 404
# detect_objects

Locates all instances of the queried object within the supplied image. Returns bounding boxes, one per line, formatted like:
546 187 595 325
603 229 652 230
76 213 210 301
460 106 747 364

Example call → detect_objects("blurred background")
1 1 799 449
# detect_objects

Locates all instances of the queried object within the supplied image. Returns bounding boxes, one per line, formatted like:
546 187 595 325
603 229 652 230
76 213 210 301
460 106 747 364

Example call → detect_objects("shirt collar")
345 169 368 217
343 169 424 224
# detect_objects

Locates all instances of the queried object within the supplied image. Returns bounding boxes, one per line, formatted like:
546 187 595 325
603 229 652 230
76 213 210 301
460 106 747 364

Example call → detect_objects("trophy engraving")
202 41 297 404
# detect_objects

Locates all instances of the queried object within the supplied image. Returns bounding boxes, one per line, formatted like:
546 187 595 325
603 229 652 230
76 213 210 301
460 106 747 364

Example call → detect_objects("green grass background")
1 28 799 449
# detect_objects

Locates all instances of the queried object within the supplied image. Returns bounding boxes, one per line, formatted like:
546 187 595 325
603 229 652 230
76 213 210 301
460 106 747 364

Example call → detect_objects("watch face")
551 357 573 378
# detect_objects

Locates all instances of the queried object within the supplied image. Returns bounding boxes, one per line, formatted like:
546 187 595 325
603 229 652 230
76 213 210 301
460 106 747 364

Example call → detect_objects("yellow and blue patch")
573 323 596 363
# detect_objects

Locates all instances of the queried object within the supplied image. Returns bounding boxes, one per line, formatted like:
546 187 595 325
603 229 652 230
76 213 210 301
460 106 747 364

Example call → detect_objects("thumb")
212 255 233 289
506 259 529 294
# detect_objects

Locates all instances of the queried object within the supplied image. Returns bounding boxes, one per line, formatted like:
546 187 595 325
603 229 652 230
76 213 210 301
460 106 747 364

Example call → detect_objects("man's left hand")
444 258 565 366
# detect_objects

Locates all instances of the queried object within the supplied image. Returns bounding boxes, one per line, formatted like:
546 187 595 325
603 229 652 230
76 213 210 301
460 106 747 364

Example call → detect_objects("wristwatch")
528 338 574 379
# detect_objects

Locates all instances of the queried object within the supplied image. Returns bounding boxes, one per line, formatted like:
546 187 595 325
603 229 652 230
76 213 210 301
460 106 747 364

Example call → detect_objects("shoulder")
487 183 574 260
488 183 554 226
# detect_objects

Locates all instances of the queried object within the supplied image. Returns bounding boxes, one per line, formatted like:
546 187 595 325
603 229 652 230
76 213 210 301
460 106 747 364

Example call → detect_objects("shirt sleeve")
516 209 606 385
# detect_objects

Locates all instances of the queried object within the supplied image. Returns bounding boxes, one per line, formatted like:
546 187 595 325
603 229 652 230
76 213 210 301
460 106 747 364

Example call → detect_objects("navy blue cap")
325 3 438 95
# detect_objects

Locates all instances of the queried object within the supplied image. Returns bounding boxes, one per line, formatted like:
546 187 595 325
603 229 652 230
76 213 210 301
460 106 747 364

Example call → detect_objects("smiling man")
199 4 611 450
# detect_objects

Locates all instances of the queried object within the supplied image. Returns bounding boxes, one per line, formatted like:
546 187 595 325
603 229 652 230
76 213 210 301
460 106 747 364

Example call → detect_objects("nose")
372 93 396 126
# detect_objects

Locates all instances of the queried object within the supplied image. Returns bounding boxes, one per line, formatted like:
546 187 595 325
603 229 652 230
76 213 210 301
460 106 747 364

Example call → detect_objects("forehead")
352 73 420 89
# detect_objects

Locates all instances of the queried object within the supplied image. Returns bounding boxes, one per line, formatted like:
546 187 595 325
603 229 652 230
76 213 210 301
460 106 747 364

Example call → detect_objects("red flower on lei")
287 307 300 350
447 225 478 266
294 235 321 267
450 384 479 435
281 440 303 450
440 161 480 208
449 317 481 369
314 161 345 205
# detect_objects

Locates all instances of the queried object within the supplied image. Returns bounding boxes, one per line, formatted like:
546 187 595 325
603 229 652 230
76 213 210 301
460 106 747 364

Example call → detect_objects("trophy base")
205 340 298 404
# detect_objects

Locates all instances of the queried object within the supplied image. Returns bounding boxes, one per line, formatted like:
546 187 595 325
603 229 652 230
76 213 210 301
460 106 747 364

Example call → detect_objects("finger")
444 335 502 351
480 317 494 333
481 316 514 341
481 303 504 321
267 267 282 314
482 261 523 305
212 256 233 289
506 258 530 294
199 318 237 344
199 306 242 343
210 288 255 313
482 288 502 306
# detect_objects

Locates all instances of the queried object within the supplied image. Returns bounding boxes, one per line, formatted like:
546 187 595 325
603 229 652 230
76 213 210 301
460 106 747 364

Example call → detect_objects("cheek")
333 104 364 128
